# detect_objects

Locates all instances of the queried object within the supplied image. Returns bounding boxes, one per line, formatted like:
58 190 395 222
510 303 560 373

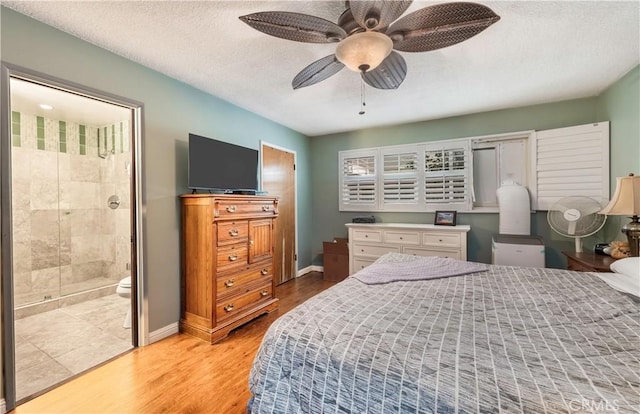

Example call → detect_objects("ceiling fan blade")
361 51 407 89
239 11 347 43
349 0 413 31
292 55 345 89
387 2 500 52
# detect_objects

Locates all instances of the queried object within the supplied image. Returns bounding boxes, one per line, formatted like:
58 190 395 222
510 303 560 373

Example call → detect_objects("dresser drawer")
216 282 272 323
384 231 420 245
352 229 383 243
404 247 461 259
352 243 400 258
217 220 248 245
353 258 376 272
216 200 276 218
216 243 248 271
217 265 272 298
423 233 461 247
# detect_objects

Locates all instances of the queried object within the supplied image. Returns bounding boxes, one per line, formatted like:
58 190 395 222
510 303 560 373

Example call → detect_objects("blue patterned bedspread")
249 253 640 413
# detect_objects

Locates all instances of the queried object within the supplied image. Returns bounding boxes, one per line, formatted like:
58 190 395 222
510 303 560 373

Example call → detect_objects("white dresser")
346 223 471 274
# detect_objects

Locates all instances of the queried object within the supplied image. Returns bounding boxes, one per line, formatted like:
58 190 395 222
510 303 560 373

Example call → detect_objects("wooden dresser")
180 194 279 343
346 223 471 274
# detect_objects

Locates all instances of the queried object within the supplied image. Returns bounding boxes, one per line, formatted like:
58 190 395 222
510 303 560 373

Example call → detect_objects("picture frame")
434 210 457 226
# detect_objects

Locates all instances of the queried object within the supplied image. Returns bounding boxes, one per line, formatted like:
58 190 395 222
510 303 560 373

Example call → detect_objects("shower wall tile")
30 267 60 295
69 209 101 237
101 209 116 236
13 271 33 297
115 209 131 237
59 181 101 210
30 180 59 210
71 156 100 183
44 118 59 152
71 262 103 284
11 147 32 179
20 115 37 150
71 235 101 263
12 242 32 273
11 202 31 243
30 210 60 239
30 238 60 270
101 235 116 263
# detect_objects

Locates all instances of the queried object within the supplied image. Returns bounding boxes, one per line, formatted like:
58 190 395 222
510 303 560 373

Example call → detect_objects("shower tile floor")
14 294 132 402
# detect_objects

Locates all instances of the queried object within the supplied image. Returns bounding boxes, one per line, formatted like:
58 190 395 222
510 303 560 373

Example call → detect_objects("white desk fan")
547 196 607 252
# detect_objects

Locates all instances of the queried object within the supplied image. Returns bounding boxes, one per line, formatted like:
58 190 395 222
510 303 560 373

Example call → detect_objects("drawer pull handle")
229 229 239 236
260 290 269 297
224 304 234 312
439 239 443 242
365 235 368 238
228 255 238 261
226 205 237 213
399 237 403 240
261 268 269 275
262 205 270 211
224 279 235 288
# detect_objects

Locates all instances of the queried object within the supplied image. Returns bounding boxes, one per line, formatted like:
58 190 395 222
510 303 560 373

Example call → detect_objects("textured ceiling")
2 1 639 136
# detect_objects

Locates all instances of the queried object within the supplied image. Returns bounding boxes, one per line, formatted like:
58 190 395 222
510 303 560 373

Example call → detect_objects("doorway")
261 143 297 285
1 66 144 409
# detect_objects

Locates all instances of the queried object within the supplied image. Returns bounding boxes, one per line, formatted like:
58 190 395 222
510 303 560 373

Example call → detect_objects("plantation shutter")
339 149 377 211
532 122 609 210
424 140 472 211
381 147 420 210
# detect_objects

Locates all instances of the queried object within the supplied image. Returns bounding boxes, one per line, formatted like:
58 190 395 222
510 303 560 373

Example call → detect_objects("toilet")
116 276 132 329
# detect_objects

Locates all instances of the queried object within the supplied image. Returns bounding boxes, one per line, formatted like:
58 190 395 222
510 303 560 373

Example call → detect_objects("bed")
248 253 640 413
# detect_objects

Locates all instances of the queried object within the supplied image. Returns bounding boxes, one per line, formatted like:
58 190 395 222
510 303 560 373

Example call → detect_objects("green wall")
309 65 640 268
0 7 313 335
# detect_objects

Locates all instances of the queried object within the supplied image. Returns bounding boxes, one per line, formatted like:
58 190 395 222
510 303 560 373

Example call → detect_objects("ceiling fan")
239 1 500 90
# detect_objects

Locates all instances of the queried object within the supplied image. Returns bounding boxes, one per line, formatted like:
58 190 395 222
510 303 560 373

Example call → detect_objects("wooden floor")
13 272 335 414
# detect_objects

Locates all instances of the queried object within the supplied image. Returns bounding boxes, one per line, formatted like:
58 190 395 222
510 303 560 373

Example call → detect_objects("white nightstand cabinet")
346 223 471 274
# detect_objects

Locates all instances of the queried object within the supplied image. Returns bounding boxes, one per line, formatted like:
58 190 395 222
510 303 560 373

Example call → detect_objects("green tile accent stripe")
111 125 115 155
11 111 20 147
37 116 45 150
79 125 86 155
59 121 67 153
120 122 124 153
104 127 108 154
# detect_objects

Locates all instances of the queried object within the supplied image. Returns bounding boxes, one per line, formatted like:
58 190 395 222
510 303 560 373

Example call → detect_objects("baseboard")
297 265 323 276
148 322 179 344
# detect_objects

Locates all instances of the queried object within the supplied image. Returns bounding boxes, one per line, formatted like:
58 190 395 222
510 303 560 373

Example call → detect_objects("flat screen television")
188 133 258 192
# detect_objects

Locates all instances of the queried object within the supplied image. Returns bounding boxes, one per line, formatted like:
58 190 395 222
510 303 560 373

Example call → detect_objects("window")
381 146 420 211
338 123 608 213
424 140 472 211
532 122 609 210
339 150 377 211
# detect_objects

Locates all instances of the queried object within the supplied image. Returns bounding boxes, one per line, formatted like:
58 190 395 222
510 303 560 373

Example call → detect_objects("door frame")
0 62 148 410
259 141 298 277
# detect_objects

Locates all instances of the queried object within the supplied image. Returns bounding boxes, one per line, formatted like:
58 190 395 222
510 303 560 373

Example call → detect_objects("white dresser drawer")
352 229 383 242
353 258 376 271
423 233 461 247
403 247 461 260
352 243 400 258
384 231 420 245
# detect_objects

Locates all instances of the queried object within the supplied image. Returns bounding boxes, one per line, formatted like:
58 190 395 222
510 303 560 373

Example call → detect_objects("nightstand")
562 252 617 272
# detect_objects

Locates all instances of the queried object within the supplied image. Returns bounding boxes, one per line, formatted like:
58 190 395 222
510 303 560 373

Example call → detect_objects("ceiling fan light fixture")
335 31 393 72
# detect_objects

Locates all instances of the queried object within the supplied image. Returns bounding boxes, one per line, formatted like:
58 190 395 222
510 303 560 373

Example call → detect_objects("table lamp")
599 173 640 257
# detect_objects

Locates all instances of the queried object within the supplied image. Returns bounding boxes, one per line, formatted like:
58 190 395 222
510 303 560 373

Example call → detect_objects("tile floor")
14 294 133 401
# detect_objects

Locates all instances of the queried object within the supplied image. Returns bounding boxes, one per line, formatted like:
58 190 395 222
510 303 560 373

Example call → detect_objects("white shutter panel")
339 150 377 211
424 140 472 211
381 147 420 210
532 122 609 210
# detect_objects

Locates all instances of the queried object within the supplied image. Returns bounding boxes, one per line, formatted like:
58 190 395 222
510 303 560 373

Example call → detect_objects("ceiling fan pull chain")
359 77 366 115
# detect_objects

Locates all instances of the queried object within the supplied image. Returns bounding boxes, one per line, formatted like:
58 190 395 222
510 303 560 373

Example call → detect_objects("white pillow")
610 257 640 278
601 257 640 298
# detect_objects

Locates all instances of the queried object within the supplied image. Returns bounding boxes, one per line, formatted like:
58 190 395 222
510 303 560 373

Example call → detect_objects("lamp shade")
335 31 393 73
600 173 640 215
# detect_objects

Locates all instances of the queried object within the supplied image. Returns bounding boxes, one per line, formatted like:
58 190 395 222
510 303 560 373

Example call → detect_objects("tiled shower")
11 110 132 317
